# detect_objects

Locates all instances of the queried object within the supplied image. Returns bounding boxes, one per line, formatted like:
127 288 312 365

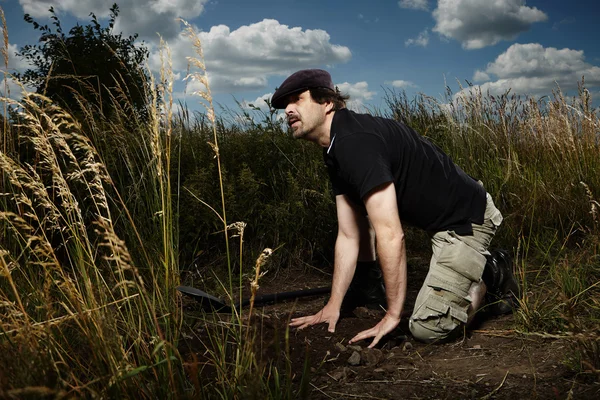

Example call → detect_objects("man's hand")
289 303 341 333
348 313 400 348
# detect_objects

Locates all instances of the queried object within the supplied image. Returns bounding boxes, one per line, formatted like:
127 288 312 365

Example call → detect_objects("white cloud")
467 43 600 96
1 38 34 100
432 0 547 49
17 4 352 95
1 26 30 72
387 80 416 89
152 19 351 94
398 0 429 11
336 81 376 101
241 93 272 111
1 75 36 101
473 70 490 82
405 29 429 47
357 14 379 24
4 42 31 72
235 93 288 127
335 82 375 112
18 0 209 40
552 17 575 31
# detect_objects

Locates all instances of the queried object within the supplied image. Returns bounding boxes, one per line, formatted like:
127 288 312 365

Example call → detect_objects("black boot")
340 261 387 313
482 250 520 315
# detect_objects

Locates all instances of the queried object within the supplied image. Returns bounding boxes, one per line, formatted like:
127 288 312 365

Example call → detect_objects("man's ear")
325 101 335 113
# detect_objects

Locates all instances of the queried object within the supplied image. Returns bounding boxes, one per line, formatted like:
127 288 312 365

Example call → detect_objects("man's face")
284 90 328 140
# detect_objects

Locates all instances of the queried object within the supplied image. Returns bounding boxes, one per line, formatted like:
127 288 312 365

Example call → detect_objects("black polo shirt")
324 109 486 235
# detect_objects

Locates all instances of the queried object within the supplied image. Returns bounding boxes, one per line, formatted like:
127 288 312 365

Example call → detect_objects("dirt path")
182 262 599 399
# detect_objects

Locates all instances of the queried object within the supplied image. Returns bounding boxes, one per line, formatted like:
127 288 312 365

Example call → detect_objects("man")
272 69 518 347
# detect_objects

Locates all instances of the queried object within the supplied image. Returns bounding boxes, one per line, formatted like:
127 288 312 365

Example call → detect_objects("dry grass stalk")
246 248 273 324
580 182 599 232
1 58 181 395
1 7 10 152
179 18 233 295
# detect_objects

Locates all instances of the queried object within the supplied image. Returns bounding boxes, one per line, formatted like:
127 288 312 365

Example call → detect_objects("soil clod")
347 350 361 366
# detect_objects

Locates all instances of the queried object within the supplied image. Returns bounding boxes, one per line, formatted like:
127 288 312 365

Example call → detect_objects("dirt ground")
181 258 600 399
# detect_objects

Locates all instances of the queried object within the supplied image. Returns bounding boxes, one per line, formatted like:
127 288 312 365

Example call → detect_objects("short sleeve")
335 133 394 199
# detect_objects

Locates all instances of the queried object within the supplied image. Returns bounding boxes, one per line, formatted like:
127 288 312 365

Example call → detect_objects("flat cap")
271 69 334 109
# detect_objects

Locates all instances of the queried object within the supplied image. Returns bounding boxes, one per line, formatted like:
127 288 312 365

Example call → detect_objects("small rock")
335 342 347 352
348 345 362 352
473 344 482 349
362 348 384 367
347 351 361 366
381 339 397 350
375 364 397 374
402 341 413 351
353 307 373 318
310 367 316 373
329 368 346 381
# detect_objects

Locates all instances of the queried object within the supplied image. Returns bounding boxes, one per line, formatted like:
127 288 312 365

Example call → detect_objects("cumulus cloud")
4 42 31 72
153 19 351 94
473 70 490 82
234 92 288 127
336 81 375 101
1 37 33 100
335 81 376 111
387 80 416 89
1 75 36 101
241 93 272 111
405 29 429 47
18 0 209 40
432 0 547 49
17 3 352 95
468 43 600 97
398 0 429 11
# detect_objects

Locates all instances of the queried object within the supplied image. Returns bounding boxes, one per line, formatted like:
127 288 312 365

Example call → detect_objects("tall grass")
0 20 183 398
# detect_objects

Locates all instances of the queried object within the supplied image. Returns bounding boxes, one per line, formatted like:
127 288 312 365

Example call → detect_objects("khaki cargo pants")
408 192 503 342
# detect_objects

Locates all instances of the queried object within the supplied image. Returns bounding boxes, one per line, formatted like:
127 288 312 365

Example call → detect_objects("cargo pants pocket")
409 237 487 341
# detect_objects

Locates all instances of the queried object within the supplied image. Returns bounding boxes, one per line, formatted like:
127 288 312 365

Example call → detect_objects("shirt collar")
326 134 336 154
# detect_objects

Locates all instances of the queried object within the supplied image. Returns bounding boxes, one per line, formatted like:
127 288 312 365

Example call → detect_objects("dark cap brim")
271 69 334 109
271 87 310 109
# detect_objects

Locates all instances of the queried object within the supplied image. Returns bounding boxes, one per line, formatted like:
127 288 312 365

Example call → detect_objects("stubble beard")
292 123 307 139
292 112 324 141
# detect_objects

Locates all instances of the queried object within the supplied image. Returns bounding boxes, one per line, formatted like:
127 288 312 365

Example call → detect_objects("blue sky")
2 0 600 114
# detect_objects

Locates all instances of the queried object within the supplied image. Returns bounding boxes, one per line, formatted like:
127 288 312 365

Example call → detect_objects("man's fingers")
327 317 338 333
290 316 315 328
349 327 375 344
299 319 316 330
290 314 322 329
368 333 383 349
289 317 307 327
290 307 339 331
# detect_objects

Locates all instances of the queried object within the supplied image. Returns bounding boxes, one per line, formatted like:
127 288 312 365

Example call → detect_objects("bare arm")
289 194 366 332
349 182 407 347
328 194 368 309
